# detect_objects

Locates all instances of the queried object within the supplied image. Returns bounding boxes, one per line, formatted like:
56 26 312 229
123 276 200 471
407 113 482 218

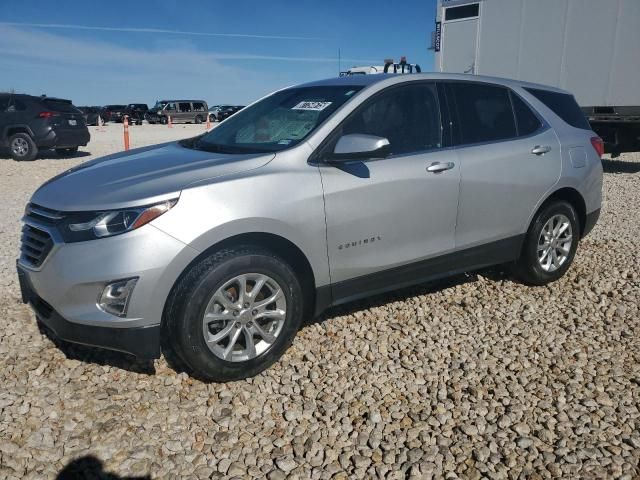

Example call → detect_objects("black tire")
165 246 304 382
55 147 79 157
160 116 168 125
514 200 580 286
9 133 38 161
195 115 203 124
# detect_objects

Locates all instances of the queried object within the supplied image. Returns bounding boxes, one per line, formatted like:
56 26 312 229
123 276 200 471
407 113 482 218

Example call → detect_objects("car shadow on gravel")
57 455 150 480
305 266 511 328
602 158 640 174
37 322 156 376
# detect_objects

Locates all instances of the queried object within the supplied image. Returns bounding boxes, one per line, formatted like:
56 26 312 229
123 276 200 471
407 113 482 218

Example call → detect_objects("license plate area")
68 119 77 126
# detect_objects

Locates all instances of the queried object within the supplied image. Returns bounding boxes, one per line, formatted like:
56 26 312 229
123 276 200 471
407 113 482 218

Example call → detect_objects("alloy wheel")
537 214 573 272
11 137 29 157
202 273 287 362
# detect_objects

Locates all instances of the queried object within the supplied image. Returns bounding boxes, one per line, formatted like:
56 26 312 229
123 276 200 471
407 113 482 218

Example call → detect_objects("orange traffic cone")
206 114 211 130
123 116 130 151
168 115 172 128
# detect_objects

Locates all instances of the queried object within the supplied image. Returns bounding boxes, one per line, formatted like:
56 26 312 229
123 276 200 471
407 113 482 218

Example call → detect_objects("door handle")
531 145 551 155
427 161 455 173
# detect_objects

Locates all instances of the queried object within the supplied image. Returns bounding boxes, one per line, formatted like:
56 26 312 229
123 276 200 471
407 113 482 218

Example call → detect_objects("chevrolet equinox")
17 74 603 381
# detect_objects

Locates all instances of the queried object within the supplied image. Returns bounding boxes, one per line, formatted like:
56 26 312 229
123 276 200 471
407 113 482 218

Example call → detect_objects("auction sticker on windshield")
292 101 332 111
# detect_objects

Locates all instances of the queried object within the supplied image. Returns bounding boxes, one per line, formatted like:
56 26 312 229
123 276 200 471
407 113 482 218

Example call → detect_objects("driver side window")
338 83 442 156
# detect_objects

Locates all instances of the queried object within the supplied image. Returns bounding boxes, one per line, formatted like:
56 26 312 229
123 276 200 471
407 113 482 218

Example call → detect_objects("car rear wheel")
9 133 38 161
165 246 304 381
55 147 79 157
514 200 579 285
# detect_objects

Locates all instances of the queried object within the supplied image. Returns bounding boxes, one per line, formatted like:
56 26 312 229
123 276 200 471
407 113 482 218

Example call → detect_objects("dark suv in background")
0 94 90 161
124 103 148 125
101 105 127 123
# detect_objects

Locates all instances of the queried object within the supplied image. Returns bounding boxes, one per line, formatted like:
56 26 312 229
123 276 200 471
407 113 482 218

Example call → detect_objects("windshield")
153 101 168 110
192 86 363 154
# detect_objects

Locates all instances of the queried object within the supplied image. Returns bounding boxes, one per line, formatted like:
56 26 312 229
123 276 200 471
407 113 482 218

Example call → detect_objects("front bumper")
18 265 161 358
17 220 200 358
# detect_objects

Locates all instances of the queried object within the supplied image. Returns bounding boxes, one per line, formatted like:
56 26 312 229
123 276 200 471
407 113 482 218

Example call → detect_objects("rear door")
319 82 461 299
446 81 561 250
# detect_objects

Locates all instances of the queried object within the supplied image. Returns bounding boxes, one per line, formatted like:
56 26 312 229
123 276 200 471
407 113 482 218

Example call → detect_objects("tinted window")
445 4 479 20
192 102 205 112
449 83 516 144
43 99 79 113
178 102 192 112
165 103 177 111
524 88 591 130
0 97 9 111
511 92 542 136
339 83 442 155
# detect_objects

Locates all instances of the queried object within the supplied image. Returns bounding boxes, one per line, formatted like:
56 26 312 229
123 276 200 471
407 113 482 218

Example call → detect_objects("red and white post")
123 115 130 151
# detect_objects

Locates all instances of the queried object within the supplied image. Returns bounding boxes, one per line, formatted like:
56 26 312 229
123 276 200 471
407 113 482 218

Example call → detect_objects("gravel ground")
0 126 639 479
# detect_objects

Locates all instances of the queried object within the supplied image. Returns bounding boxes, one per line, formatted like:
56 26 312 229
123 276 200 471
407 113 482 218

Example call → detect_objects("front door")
318 82 461 303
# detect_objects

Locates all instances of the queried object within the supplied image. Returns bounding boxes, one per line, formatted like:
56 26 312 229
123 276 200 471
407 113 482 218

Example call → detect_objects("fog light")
98 278 138 317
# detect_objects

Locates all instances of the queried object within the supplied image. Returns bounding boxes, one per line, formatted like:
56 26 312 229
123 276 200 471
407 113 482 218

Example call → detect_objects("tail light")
590 136 604 158
38 111 59 119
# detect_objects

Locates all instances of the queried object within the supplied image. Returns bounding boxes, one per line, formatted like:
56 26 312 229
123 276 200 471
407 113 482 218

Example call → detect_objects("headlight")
63 199 177 242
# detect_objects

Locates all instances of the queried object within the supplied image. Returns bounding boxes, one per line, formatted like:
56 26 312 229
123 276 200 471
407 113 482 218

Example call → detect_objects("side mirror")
330 134 390 161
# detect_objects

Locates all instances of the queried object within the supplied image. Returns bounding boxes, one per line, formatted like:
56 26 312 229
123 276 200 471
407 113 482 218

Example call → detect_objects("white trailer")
433 0 640 154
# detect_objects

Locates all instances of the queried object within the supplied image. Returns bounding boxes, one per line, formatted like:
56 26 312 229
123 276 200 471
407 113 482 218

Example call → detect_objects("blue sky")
0 0 437 106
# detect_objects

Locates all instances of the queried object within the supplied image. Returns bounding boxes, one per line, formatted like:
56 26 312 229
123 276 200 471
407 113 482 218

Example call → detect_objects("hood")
32 141 275 211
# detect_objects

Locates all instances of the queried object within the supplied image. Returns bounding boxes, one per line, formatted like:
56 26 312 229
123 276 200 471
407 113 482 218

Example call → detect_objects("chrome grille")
20 225 54 268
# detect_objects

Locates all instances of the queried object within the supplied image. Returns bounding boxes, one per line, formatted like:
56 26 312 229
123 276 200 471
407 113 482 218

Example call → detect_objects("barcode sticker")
292 101 332 111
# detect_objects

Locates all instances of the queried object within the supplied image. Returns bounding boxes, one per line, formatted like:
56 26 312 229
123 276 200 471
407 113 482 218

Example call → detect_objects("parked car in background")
17 74 602 380
77 106 103 126
1 94 90 161
208 104 233 122
147 100 208 124
124 103 148 125
101 105 127 123
217 105 245 122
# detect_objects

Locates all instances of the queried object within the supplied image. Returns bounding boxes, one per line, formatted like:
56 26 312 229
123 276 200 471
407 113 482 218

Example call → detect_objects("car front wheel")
515 200 579 285
165 246 304 381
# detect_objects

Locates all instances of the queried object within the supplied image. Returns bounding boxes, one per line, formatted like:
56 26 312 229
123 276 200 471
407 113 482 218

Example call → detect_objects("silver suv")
17 74 603 381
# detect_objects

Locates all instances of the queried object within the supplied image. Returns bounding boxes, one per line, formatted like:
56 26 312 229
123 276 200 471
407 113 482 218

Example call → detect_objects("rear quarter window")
524 88 591 130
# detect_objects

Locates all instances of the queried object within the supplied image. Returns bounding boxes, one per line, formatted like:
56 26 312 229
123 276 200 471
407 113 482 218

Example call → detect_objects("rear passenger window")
449 83 516 144
178 103 192 113
511 93 542 136
192 102 205 112
340 83 442 155
524 88 591 130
